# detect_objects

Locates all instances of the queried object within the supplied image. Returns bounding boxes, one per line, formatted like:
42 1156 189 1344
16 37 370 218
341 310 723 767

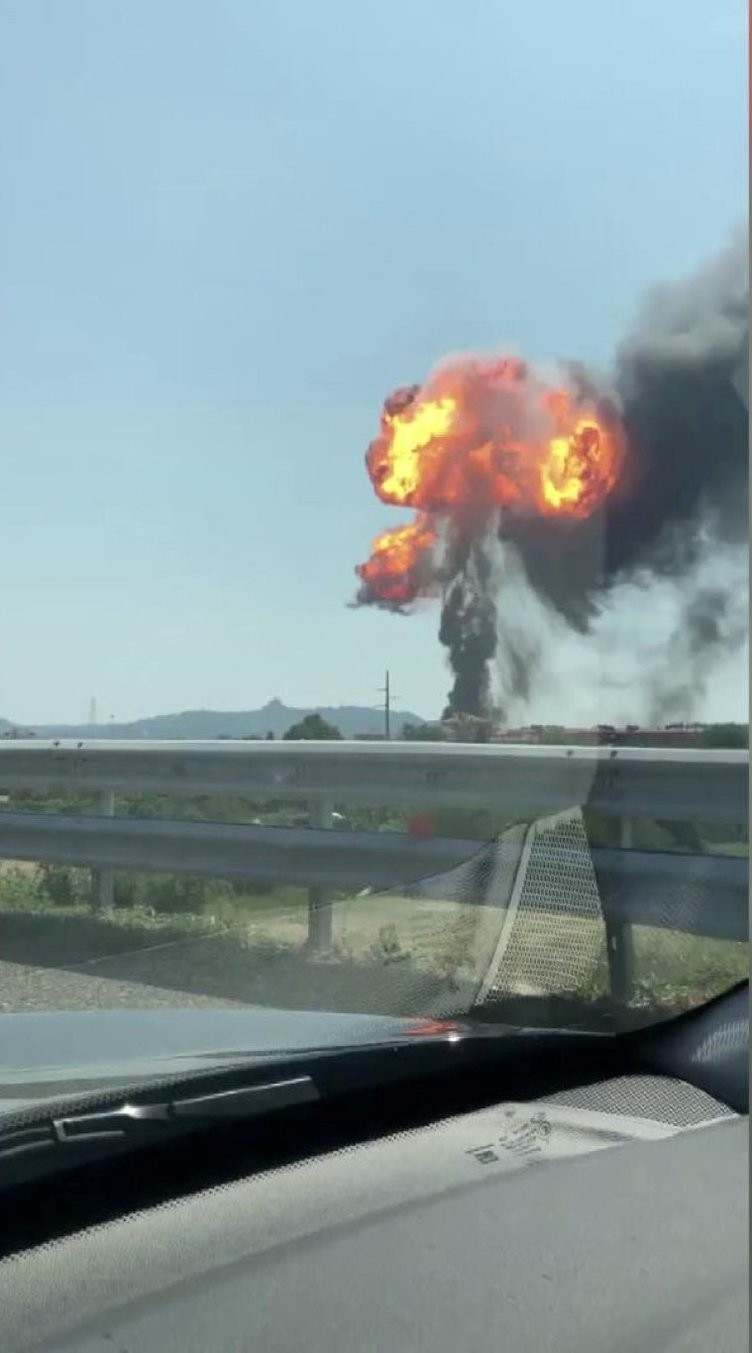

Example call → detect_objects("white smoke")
495 538 748 727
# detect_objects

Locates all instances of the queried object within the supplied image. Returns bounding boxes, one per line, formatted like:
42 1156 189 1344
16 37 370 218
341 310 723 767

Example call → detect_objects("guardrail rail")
0 740 747 1006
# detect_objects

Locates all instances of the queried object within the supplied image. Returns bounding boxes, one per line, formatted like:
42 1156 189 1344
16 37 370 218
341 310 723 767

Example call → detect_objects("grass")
707 841 749 858
0 861 745 1029
631 926 748 1008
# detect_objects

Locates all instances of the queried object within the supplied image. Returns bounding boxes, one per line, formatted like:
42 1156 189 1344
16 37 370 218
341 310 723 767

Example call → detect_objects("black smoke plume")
473 237 748 715
506 237 748 623
438 545 497 718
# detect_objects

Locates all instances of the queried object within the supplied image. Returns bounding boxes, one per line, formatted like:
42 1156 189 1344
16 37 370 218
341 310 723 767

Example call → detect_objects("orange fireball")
357 354 625 606
367 360 623 518
538 389 622 517
356 515 437 606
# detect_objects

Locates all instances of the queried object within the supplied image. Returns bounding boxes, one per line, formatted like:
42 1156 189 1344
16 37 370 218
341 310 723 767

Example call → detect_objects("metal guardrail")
0 741 747 1000
0 739 746 819
0 813 484 892
0 812 743 939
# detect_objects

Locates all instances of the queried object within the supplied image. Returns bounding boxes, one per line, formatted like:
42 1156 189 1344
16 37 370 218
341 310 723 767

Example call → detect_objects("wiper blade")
0 1028 489 1174
0 1023 621 1212
0 1023 606 1186
0 1075 317 1161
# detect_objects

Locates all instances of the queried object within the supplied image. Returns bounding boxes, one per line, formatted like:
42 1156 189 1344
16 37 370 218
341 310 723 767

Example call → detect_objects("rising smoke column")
353 236 748 719
438 534 498 717
517 238 748 624
612 236 748 565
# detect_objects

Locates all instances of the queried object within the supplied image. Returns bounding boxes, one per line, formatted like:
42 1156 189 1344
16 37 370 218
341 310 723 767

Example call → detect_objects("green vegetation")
630 927 748 1009
283 713 343 740
402 721 446 741
399 722 750 747
696 722 749 748
0 862 308 932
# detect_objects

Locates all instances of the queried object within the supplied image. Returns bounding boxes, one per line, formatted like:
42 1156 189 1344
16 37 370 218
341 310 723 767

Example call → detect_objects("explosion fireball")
354 355 626 714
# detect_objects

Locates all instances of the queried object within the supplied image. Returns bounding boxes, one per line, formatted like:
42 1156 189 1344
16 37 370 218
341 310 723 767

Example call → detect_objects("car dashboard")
0 985 747 1352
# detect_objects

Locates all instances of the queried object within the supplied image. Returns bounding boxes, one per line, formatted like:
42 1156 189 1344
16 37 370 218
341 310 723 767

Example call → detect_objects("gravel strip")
0 959 245 1012
0 902 487 1016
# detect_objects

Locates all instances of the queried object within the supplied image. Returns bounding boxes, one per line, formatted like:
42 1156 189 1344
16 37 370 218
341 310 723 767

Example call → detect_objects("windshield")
0 4 747 1050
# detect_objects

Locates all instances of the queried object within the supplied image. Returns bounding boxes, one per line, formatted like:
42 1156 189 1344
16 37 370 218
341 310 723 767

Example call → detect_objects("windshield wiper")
1 1075 318 1161
0 1023 612 1193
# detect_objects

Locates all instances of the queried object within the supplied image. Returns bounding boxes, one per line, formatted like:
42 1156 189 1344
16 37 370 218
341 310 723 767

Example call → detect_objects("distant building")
491 724 705 748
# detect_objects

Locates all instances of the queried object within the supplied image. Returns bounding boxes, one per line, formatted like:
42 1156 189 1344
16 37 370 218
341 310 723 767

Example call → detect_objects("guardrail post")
91 789 115 912
605 816 635 1008
307 799 334 953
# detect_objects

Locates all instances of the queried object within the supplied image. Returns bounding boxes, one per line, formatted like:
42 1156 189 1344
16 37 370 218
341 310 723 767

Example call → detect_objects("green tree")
283 713 342 740
38 864 88 907
698 723 748 749
401 721 446 741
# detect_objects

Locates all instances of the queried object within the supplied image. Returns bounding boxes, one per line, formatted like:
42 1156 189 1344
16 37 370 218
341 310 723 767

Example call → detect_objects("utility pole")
378 669 392 740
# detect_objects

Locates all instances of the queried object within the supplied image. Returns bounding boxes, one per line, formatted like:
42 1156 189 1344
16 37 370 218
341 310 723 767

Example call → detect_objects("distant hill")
2 698 425 741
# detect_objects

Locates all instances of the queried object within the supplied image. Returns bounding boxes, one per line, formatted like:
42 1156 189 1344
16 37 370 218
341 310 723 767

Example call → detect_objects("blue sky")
0 0 746 724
